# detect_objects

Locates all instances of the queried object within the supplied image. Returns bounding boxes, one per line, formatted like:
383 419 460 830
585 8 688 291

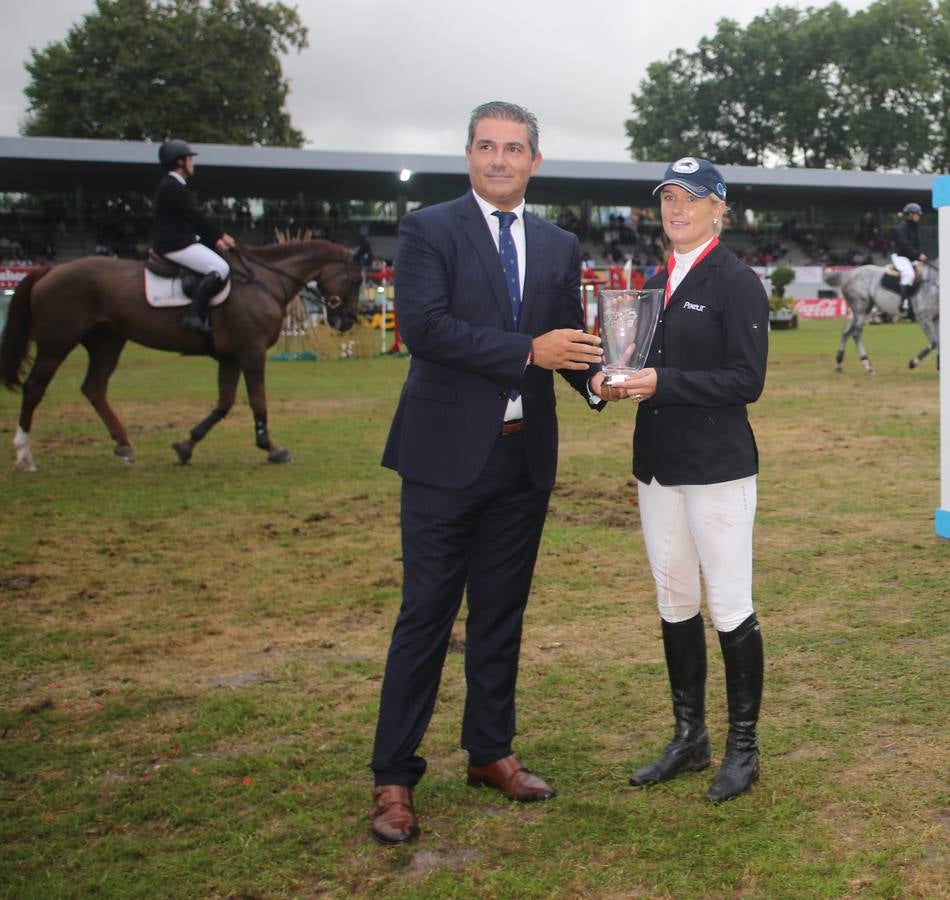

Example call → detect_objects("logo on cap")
671 157 700 174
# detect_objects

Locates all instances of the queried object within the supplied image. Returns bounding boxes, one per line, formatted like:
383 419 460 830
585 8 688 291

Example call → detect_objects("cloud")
2 0 872 162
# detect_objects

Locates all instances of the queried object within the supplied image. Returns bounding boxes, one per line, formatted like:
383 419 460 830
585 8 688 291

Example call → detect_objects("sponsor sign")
0 267 34 290
793 297 850 318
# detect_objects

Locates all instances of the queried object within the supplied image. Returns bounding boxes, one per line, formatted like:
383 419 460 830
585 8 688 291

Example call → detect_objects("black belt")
501 419 524 436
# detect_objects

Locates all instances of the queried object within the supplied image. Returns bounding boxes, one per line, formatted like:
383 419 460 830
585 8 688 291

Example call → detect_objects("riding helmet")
159 139 197 170
902 202 923 215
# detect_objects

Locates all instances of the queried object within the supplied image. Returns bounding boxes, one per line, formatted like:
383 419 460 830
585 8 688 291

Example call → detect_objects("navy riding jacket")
634 242 769 486
153 174 223 255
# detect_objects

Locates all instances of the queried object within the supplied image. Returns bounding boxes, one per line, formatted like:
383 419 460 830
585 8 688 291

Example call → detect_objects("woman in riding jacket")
609 157 769 803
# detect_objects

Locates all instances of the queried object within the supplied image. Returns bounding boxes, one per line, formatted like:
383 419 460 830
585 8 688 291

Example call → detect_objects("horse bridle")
303 262 356 311
228 246 354 310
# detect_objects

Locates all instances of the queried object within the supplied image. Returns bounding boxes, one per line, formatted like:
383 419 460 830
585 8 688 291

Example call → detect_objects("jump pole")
935 175 950 539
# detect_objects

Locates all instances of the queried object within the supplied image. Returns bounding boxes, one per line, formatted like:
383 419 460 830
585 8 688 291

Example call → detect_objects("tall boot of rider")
629 613 711 787
707 613 764 802
182 272 223 335
898 284 915 322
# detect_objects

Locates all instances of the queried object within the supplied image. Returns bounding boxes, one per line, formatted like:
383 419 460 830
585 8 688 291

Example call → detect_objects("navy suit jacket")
153 174 223 254
383 191 598 491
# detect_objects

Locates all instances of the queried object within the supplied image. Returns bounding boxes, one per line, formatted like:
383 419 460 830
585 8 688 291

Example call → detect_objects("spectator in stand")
354 232 375 269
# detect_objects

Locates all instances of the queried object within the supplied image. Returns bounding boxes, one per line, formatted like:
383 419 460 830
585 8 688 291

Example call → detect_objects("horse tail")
0 266 51 391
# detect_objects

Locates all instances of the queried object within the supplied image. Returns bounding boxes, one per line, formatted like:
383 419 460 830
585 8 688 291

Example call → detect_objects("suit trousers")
371 431 550 787
637 475 757 632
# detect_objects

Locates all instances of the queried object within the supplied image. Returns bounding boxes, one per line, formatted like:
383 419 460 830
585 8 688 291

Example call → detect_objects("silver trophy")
597 288 663 384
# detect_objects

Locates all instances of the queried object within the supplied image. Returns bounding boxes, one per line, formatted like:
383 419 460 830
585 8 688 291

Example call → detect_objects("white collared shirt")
169 171 187 186
471 190 528 421
471 190 527 296
669 236 715 296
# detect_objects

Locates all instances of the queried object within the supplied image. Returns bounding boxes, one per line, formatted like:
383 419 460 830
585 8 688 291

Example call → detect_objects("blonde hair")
710 197 729 236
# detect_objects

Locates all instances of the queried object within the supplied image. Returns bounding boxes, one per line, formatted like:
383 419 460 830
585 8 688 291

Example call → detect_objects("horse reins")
227 246 353 310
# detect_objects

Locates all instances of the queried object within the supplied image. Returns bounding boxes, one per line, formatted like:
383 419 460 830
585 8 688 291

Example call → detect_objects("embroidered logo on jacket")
683 301 707 312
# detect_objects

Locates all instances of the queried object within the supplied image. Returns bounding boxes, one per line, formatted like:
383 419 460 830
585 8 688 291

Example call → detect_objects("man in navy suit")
370 101 614 844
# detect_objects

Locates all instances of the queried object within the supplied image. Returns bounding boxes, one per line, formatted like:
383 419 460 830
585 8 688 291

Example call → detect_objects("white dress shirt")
669 236 716 296
472 190 527 421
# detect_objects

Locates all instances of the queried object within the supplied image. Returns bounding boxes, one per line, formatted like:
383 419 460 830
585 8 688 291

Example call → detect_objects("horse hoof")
171 441 193 464
908 359 917 369
14 459 37 472
114 445 135 463
835 365 843 373
267 447 293 464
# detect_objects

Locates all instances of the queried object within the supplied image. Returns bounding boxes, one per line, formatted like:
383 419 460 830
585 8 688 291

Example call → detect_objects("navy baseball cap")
653 157 727 200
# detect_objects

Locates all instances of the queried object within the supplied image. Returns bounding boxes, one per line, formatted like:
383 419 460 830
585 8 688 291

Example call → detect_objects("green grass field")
1 318 947 898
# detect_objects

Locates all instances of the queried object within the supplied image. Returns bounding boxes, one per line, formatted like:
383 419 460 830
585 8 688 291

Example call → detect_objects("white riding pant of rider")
890 253 915 287
165 241 230 280
637 475 757 633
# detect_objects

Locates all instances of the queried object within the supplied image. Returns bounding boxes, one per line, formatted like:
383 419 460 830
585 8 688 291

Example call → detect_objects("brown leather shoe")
467 754 556 802
371 785 419 845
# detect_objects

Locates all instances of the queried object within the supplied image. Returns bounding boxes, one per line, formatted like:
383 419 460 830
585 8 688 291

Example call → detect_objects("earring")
713 219 719 224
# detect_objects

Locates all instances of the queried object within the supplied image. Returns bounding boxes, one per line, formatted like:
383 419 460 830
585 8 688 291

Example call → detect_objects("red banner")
793 298 850 319
0 267 35 291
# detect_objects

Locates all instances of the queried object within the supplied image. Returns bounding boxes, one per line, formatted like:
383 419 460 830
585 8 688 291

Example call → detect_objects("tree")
839 0 937 170
933 0 950 170
627 50 707 163
22 0 308 147
625 0 947 171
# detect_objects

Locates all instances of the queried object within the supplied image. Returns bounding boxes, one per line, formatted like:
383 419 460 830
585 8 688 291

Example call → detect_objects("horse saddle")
144 250 231 308
880 264 920 297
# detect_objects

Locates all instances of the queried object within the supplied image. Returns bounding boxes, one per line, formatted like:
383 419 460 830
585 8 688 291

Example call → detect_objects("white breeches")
165 242 230 279
637 475 757 632
890 254 915 286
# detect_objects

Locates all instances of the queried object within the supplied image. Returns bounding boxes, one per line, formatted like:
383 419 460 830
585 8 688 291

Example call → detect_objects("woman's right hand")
617 368 658 403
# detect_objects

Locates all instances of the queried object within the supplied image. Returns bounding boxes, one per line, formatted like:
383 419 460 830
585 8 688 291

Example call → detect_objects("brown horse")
0 240 362 470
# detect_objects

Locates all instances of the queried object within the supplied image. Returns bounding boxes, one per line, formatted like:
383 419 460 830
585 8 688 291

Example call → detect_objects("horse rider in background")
890 202 927 321
153 140 236 335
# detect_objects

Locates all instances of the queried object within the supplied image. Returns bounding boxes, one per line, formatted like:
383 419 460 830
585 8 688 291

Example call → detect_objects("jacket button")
657 349 663 355
653 409 659 415
497 391 507 399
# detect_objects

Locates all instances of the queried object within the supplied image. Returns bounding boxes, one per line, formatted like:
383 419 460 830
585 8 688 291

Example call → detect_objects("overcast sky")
2 0 872 163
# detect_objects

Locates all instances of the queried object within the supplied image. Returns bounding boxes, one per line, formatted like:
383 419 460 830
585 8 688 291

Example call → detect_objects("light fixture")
399 168 412 183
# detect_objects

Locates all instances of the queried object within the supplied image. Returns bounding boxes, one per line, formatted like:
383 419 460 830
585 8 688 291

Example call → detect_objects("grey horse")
824 262 940 374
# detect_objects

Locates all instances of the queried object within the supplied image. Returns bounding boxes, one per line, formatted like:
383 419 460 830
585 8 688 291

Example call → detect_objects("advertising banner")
0 267 34 291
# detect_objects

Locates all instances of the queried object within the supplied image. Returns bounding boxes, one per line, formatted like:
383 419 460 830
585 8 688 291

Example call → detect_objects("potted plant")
767 266 798 329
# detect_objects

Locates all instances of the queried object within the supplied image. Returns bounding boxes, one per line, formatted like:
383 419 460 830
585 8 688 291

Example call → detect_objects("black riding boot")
899 285 915 321
181 272 222 335
707 613 764 802
630 613 711 786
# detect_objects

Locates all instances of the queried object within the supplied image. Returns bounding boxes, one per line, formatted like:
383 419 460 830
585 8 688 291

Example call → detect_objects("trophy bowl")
597 288 663 384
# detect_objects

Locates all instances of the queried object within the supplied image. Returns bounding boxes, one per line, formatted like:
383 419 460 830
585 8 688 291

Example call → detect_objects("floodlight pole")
935 176 950 539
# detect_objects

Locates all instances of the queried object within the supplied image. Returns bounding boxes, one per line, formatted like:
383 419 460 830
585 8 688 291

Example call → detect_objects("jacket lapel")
458 193 515 328
520 212 546 333
666 243 727 311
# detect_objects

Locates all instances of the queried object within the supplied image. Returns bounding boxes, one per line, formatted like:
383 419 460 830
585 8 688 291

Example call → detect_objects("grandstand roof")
0 135 937 212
